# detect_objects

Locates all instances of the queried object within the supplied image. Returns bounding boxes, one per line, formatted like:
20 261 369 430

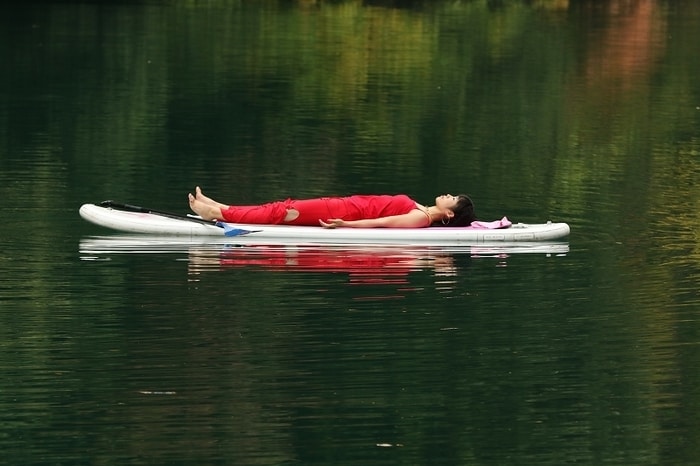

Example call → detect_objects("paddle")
99 200 255 237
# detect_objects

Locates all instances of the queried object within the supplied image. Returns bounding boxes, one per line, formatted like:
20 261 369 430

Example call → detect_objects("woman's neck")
426 206 444 222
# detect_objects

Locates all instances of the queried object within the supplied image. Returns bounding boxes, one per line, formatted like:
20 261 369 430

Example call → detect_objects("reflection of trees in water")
578 0 666 90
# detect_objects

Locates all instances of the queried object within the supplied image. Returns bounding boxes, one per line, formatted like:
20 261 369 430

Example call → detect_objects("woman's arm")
319 209 430 228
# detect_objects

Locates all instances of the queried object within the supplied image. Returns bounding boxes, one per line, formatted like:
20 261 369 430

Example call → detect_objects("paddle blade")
218 222 255 237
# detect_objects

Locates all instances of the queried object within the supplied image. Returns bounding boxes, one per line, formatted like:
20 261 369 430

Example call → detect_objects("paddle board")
79 203 570 246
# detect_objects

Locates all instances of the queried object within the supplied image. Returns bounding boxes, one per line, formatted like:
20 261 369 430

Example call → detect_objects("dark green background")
1 1 699 464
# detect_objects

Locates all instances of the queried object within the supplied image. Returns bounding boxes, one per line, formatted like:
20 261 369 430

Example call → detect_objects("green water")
1 1 699 464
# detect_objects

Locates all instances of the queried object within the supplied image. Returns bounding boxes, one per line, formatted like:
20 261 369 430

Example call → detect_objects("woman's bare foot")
193 186 225 208
189 193 222 221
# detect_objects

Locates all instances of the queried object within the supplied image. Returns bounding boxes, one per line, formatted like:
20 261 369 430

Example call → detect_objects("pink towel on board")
467 217 512 230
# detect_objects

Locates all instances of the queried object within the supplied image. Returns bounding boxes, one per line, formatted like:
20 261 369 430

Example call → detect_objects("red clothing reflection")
218 247 420 285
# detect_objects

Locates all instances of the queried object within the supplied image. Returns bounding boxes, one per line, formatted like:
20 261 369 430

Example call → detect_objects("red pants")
219 198 353 226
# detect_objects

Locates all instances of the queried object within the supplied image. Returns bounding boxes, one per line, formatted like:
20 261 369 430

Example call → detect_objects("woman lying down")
188 186 476 229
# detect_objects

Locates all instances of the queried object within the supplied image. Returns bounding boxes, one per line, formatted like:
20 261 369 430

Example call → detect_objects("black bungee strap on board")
99 200 255 237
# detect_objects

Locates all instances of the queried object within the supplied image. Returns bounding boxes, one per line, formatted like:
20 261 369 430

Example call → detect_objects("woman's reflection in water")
186 246 471 295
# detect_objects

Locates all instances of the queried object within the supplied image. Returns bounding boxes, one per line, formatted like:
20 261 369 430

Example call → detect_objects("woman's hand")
319 218 345 228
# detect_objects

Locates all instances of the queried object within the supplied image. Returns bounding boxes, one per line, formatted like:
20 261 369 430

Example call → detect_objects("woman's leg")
190 187 300 224
188 193 223 220
285 198 347 225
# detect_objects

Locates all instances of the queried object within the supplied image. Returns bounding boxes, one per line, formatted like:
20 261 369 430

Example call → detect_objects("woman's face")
435 194 459 211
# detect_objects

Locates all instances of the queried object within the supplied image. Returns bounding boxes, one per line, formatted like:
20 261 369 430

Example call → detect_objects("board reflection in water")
80 236 568 300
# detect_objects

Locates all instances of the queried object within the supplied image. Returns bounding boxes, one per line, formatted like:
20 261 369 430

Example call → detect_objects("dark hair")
433 194 476 227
